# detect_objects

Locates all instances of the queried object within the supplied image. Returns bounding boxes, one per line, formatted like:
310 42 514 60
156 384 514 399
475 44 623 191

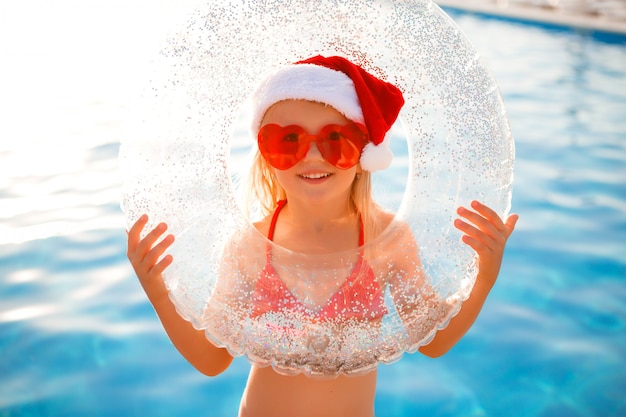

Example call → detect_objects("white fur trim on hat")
251 64 364 131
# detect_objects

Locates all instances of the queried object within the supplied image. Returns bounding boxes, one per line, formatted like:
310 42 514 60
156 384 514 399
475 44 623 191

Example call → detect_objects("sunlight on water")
0 0 199 245
1 1 625 416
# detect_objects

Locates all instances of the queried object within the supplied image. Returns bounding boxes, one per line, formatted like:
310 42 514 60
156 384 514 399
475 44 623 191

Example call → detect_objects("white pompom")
360 134 393 172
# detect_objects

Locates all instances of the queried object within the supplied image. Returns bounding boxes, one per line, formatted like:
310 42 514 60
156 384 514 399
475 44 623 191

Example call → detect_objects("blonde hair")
245 150 384 243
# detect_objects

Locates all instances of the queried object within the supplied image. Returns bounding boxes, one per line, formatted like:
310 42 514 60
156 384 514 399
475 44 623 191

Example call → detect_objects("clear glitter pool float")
119 0 514 377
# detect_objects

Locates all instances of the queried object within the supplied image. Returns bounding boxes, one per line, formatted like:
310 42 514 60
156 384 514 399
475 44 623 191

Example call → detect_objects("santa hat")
250 55 405 172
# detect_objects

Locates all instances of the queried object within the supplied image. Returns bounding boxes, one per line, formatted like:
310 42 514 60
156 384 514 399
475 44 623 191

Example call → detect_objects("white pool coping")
436 0 626 34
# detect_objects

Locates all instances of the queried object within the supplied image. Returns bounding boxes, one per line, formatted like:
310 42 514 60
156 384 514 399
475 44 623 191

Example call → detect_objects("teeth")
301 173 330 179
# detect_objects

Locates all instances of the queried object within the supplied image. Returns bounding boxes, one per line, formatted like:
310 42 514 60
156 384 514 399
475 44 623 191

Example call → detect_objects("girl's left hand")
454 200 519 290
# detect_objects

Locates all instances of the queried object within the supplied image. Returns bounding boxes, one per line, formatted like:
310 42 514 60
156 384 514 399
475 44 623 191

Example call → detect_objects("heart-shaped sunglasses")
257 123 369 170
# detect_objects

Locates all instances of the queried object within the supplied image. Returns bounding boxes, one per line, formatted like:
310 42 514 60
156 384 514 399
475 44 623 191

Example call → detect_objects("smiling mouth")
299 173 331 179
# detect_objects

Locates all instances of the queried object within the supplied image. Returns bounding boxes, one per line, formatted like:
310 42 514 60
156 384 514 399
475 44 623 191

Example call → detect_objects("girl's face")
259 100 361 206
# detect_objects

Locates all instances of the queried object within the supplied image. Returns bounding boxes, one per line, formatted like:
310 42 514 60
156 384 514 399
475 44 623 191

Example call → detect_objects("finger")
454 218 494 249
143 234 175 271
127 214 149 253
150 254 174 277
457 206 501 239
470 200 508 231
460 233 489 254
504 214 519 238
454 217 490 251
135 222 170 259
470 200 499 220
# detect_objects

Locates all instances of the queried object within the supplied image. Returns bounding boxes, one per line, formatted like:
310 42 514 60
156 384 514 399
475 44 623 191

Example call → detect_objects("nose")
303 136 324 161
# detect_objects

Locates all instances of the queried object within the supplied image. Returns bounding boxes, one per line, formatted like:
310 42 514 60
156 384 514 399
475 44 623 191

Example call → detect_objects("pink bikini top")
251 200 388 321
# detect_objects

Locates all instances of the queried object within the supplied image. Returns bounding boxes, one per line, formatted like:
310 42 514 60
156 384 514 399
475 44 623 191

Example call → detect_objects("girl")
127 55 518 417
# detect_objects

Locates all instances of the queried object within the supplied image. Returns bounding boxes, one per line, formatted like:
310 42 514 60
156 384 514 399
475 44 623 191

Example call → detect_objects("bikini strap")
268 199 287 241
265 200 286 264
358 214 364 246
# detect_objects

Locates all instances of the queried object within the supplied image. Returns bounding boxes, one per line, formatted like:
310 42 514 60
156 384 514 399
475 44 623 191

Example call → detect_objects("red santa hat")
251 55 405 172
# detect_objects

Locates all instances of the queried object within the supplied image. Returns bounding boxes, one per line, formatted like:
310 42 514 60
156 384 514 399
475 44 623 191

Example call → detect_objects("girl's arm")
127 215 234 376
418 200 518 357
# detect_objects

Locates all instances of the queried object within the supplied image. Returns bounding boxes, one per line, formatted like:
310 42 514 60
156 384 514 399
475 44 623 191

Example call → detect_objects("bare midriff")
238 365 377 417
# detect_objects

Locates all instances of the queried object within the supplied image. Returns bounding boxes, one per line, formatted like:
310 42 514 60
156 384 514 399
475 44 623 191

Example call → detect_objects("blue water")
1 3 625 417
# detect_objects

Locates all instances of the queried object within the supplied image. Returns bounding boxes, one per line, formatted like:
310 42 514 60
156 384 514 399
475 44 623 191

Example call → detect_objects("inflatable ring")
119 0 514 377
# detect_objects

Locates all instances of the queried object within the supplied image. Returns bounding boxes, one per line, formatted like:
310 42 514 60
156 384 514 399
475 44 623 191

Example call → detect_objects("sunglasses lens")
318 124 368 169
258 124 306 170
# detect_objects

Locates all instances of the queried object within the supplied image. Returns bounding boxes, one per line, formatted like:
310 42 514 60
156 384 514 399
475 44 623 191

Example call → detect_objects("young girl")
127 55 518 417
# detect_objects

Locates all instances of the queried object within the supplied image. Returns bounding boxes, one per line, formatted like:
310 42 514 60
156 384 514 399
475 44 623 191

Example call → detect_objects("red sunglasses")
257 123 369 170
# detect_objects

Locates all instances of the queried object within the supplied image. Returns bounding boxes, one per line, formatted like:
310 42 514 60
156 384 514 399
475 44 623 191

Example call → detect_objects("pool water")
1 3 625 417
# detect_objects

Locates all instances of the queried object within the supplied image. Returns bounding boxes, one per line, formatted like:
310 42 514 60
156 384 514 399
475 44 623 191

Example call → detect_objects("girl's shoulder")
369 206 417 249
374 207 396 230
221 217 271 260
369 205 410 237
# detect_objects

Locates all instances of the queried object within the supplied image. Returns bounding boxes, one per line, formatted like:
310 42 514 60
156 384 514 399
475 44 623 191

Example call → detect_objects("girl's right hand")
126 214 175 300
127 214 234 376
